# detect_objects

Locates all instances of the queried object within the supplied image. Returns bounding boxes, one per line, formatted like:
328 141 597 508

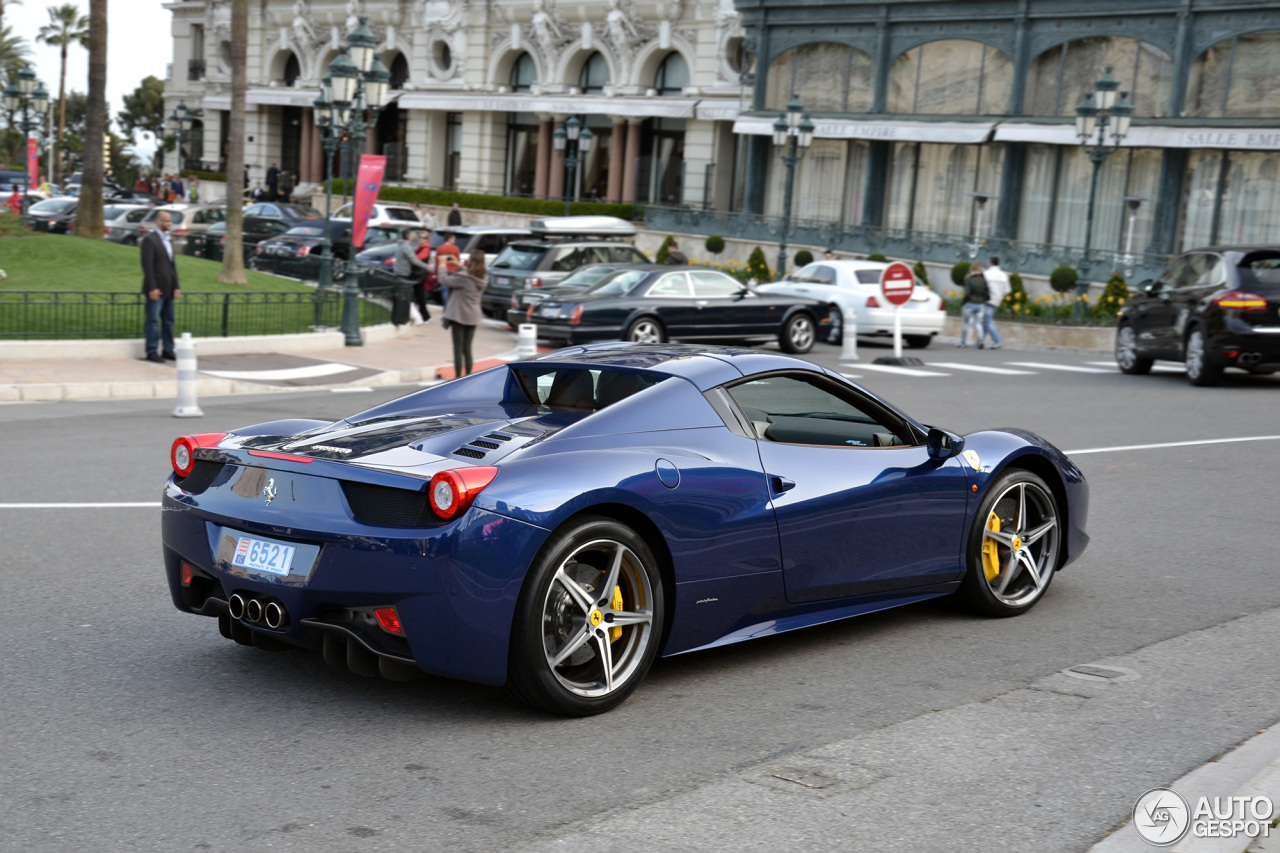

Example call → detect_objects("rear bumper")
1209 325 1280 367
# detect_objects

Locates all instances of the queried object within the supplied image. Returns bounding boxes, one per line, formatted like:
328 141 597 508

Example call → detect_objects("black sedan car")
194 221 228 261
526 267 834 353
506 263 652 328
252 221 399 281
1116 247 1280 385
24 197 77 233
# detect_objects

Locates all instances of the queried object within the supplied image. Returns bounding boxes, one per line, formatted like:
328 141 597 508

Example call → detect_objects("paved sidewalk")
0 320 520 402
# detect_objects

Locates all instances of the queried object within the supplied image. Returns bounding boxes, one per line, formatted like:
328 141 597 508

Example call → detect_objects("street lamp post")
2 65 51 203
1117 196 1144 280
168 101 193 176
311 75 346 290
552 116 593 216
770 95 814 278
1074 67 1133 314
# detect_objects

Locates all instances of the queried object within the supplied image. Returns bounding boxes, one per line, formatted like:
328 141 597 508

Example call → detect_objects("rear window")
560 265 619 289
286 226 325 237
512 367 664 410
1237 253 1280 288
29 199 75 214
492 245 547 271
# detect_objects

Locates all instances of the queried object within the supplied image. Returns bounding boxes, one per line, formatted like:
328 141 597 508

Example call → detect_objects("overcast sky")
7 0 172 153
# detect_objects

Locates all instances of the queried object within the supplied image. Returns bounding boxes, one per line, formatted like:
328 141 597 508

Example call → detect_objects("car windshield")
492 245 546 270
587 270 649 297
559 265 619 289
285 225 325 237
29 199 75 214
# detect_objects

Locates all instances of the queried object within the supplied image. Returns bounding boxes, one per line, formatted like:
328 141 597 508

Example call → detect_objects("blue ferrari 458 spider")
162 344 1088 716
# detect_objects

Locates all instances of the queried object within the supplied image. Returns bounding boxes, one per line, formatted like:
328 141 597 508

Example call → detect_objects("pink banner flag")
351 154 387 249
27 137 38 189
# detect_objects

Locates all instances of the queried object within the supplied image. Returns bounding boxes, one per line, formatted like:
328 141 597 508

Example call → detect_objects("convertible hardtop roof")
528 215 638 240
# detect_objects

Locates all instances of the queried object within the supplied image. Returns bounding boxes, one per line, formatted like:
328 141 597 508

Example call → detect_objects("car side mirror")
1140 279 1159 293
926 427 965 460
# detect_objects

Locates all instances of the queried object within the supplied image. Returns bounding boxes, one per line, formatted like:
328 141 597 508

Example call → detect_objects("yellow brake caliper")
982 513 1002 582
609 585 623 642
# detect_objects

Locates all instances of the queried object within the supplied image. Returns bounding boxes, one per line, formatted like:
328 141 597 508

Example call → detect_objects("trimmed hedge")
1050 265 1080 293
912 260 929 286
326 180 636 220
705 234 725 254
866 252 888 262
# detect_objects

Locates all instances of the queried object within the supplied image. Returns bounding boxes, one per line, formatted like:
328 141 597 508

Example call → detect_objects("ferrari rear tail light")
1215 290 1268 311
568 304 583 325
171 433 228 477
866 295 881 308
374 606 404 635
428 467 499 520
180 562 195 586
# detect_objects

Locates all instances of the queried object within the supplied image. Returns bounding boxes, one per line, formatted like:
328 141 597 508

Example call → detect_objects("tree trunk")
75 0 107 240
56 43 68 184
218 0 248 285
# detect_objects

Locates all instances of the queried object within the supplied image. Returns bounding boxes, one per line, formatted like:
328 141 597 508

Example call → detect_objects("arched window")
388 52 409 90
1187 32 1280 118
887 40 1012 115
283 53 300 87
1025 37 1173 117
766 43 873 113
578 52 610 94
510 52 537 92
654 52 689 96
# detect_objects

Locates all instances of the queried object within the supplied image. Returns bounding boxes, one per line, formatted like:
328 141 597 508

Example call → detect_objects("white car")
332 202 424 230
758 259 946 348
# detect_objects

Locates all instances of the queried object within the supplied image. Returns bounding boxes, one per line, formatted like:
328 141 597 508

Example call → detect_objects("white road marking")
854 364 951 377
929 362 1038 375
1065 435 1280 456
839 373 862 379
1085 360 1186 373
1005 361 1115 374
330 386 373 393
0 502 162 508
202 363 359 381
417 379 448 387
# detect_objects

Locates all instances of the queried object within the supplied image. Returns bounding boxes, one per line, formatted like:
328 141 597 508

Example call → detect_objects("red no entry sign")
880 262 916 306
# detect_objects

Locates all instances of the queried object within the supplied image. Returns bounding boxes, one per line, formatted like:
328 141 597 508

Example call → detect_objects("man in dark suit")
141 210 182 362
265 162 280 200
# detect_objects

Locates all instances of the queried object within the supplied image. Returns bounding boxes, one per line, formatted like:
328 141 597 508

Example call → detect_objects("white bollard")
517 323 538 359
840 310 859 361
171 332 204 418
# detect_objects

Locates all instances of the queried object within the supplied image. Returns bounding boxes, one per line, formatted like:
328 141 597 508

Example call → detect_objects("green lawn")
0 233 313 293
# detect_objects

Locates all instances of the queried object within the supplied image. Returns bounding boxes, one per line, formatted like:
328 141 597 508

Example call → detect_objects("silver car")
107 206 152 245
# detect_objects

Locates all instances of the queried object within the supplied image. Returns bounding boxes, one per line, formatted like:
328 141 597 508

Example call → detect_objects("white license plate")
231 536 296 576
540 305 559 318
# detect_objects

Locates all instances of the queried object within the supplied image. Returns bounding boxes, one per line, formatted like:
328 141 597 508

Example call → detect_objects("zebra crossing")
837 358 1186 379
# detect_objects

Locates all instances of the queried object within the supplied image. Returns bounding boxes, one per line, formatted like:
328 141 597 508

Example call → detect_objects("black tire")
1184 327 1224 386
625 316 666 344
779 312 816 354
956 469 1061 618
506 516 665 717
1114 323 1153 375
905 334 933 349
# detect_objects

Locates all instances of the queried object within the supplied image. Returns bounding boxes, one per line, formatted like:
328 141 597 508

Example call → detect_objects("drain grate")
771 768 836 789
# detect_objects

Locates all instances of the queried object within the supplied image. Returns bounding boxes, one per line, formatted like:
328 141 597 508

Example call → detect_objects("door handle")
770 475 796 493
696 300 709 307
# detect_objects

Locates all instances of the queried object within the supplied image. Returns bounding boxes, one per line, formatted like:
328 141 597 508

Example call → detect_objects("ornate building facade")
163 0 751 208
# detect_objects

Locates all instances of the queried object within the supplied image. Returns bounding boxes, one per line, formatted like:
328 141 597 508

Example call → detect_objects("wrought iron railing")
0 289 394 341
643 206 1172 284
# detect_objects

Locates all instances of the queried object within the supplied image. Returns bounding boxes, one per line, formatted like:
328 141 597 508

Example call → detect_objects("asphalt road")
1 342 1277 851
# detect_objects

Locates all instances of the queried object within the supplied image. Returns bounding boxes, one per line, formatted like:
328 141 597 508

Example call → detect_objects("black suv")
1116 247 1280 386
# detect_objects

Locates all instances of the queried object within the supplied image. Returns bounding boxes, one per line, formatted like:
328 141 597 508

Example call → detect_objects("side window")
647 273 692 297
585 246 612 265
1197 255 1227 288
1172 255 1207 290
724 373 913 448
550 247 585 271
207 208 226 223
244 204 263 216
613 246 649 263
690 271 743 298
794 264 836 285
262 204 282 219
476 234 510 254
192 211 206 224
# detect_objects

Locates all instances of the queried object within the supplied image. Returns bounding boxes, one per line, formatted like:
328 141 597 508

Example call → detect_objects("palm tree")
74 0 105 239
218 0 247 284
0 1 20 37
37 3 89 183
1 24 30 78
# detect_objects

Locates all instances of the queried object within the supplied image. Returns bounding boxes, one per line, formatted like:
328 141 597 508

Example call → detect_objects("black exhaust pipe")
264 601 287 630
228 593 246 620
245 598 264 623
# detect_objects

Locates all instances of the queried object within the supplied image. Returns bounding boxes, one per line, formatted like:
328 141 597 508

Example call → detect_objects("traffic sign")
880 261 915 306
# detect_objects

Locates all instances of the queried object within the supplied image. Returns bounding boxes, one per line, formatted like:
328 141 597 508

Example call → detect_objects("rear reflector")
248 450 315 463
374 607 404 635
180 562 194 586
866 295 881 308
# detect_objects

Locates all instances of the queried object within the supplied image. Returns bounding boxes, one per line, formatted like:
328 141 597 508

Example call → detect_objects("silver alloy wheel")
980 481 1060 608
628 319 662 344
1116 325 1138 369
541 538 655 698
788 315 815 350
1185 329 1205 379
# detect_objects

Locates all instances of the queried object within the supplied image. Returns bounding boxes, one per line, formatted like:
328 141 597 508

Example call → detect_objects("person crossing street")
982 256 1008 350
958 262 988 348
394 229 433 324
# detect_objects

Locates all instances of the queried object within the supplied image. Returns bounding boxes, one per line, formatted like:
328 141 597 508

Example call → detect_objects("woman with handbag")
440 249 489 377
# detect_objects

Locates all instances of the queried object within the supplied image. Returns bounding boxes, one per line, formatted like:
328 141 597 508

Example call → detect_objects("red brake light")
568 304 583 325
247 450 315 464
382 257 394 265
526 277 542 288
220 236 226 247
939 298 947 311
866 295 881 308
1215 290 1268 311
374 607 404 635
255 243 264 254
428 467 499 520
296 245 309 257
180 562 195 586
171 433 228 477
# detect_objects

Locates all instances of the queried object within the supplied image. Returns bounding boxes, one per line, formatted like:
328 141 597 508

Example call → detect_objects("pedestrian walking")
441 249 488 378
447 202 462 226
266 162 280 200
170 174 184 202
394 228 432 324
188 178 200 202
434 232 462 303
958 262 989 348
7 185 22 216
141 209 182 363
421 207 439 230
982 256 1008 350
665 240 689 265
278 171 293 203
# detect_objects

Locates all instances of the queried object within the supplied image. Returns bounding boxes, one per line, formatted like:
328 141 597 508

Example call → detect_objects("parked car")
195 221 228 261
107 189 162 206
484 216 649 318
139 203 228 253
506 262 649 328
241 201 323 252
333 201 424 230
107 206 152 245
251 220 399 281
757 259 946 348
523 266 834 353
23 197 77 233
101 204 141 238
1115 246 1280 386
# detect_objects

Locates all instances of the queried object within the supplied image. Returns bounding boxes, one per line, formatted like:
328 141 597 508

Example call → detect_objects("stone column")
308 113 324 183
621 120 642 204
300 112 314 184
548 146 566 199
606 118 626 202
534 118 553 198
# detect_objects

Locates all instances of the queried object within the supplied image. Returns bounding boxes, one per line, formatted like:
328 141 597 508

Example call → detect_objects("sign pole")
893 305 902 359
874 260 924 367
